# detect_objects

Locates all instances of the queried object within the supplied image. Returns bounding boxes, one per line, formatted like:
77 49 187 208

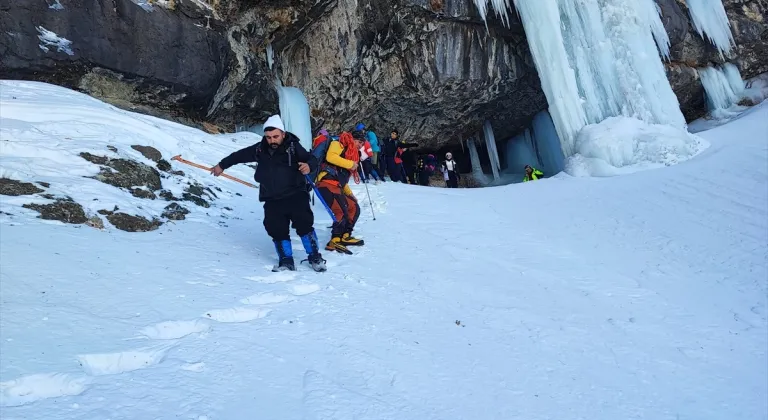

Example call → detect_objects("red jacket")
394 147 404 164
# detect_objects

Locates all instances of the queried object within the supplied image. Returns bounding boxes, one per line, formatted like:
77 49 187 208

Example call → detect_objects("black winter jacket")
384 138 418 157
217 132 317 202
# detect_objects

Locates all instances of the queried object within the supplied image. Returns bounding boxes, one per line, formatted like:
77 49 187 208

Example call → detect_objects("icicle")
637 0 672 60
266 43 274 70
276 82 313 150
684 0 735 58
483 121 501 181
723 62 745 98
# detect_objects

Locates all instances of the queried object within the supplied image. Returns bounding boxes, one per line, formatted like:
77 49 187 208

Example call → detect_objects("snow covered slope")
1 82 767 420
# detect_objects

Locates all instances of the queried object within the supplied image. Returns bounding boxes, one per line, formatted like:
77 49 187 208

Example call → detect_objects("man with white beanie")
210 115 326 272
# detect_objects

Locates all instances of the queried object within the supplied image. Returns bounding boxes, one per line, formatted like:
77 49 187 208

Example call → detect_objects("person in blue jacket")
355 122 385 182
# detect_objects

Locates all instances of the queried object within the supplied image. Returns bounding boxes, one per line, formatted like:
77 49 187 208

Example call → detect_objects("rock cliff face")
1 0 765 148
277 0 546 146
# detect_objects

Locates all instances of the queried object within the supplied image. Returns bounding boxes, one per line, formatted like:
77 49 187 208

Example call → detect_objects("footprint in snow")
181 362 206 372
186 280 221 287
0 372 90 407
204 307 271 323
240 292 295 305
77 343 174 376
245 271 297 284
290 283 321 296
139 319 210 340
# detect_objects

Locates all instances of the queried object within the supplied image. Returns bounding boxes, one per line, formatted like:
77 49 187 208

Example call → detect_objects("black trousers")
447 171 459 188
263 192 314 241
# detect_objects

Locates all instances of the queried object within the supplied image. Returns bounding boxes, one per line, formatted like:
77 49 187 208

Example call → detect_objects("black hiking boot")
300 230 328 272
307 253 327 272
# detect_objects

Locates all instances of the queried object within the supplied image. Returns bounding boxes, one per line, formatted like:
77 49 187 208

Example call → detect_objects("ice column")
277 84 313 150
685 0 735 58
483 121 501 181
531 110 565 174
467 137 489 185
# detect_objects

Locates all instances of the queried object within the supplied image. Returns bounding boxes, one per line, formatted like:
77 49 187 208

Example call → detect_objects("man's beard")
270 143 279 149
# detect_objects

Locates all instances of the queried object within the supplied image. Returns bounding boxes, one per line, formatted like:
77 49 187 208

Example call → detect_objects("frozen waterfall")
685 0 735 58
472 0 686 158
699 63 745 112
276 84 313 150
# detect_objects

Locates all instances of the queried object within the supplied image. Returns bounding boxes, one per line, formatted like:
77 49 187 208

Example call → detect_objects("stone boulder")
80 152 162 191
0 178 45 196
162 203 190 220
106 212 162 232
131 145 162 162
23 198 88 224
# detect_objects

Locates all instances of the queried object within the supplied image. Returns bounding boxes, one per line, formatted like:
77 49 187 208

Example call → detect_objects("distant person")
417 154 437 186
523 165 544 182
211 115 326 272
402 147 418 184
359 135 383 183
366 126 382 174
441 152 460 188
384 130 418 183
384 130 402 182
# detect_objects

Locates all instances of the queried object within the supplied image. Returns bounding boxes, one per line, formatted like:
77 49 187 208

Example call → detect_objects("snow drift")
565 116 708 177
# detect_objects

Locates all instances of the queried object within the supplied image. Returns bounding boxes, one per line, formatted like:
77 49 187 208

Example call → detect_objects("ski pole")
305 175 339 223
358 167 377 221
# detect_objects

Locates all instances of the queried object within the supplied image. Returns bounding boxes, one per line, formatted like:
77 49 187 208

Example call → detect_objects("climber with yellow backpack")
309 130 367 255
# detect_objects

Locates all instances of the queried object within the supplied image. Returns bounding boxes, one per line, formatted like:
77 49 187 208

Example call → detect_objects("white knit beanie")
264 115 285 132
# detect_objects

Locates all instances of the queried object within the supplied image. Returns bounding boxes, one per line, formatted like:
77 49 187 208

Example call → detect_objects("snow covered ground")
1 81 767 419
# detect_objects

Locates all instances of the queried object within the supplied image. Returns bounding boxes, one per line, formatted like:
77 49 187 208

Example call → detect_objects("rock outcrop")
659 0 768 121
23 198 88 224
0 0 231 120
0 178 45 196
1 0 765 148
